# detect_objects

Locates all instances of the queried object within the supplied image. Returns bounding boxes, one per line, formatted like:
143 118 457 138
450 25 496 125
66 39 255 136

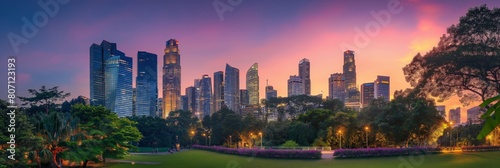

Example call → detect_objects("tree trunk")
83 160 89 168
52 152 61 168
35 150 41 168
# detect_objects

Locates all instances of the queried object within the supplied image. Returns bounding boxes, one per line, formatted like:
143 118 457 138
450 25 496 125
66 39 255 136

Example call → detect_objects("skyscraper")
374 76 390 101
343 50 359 103
224 64 240 114
213 71 224 112
265 85 277 100
180 95 188 111
240 89 249 105
246 63 259 105
288 75 304 96
136 51 158 116
449 107 461 127
89 40 124 106
299 58 311 95
104 55 133 117
360 82 374 108
185 86 197 114
199 75 212 117
328 73 345 101
467 106 484 125
436 105 446 118
162 39 181 118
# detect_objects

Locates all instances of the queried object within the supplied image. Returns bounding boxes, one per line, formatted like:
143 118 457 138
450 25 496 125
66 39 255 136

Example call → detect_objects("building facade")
199 75 212 117
343 50 360 103
104 55 133 117
467 106 484 125
246 63 259 105
328 73 345 101
288 75 304 96
265 85 277 100
449 107 461 126
162 39 181 118
360 82 374 108
240 89 249 106
136 51 158 116
213 71 224 112
299 58 311 95
374 75 390 101
224 64 240 114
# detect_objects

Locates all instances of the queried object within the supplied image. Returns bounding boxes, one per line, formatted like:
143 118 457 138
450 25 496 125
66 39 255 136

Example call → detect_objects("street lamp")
449 122 453 148
338 130 342 149
208 135 211 146
202 133 207 146
229 135 232 147
190 131 195 145
364 126 369 148
259 132 263 149
250 133 254 148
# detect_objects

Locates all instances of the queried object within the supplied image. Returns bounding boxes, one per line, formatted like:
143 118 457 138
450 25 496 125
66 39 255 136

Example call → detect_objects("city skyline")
2 0 499 122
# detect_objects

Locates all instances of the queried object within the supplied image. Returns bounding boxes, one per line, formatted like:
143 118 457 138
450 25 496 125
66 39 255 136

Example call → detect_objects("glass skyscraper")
199 75 212 117
265 85 277 100
105 55 133 117
213 71 224 112
162 39 181 118
299 58 311 95
328 73 345 101
224 64 240 114
246 63 259 105
240 89 249 105
89 40 124 106
374 75 390 101
136 51 158 116
360 82 375 108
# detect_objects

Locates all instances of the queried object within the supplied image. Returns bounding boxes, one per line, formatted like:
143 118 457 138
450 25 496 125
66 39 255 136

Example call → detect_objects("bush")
462 146 500 152
281 140 299 147
333 147 442 159
192 145 321 159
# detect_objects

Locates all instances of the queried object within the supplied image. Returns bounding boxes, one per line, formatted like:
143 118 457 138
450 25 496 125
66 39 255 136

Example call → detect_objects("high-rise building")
89 40 124 106
136 51 158 116
343 50 359 103
185 86 197 114
180 95 188 111
199 75 212 117
449 107 461 127
265 85 277 100
328 73 345 101
104 55 133 117
374 76 390 101
240 89 249 105
288 75 304 96
132 88 137 116
156 98 163 117
467 106 484 125
360 82 374 108
436 105 446 118
299 58 311 95
162 39 181 118
224 64 240 114
213 71 224 112
246 63 259 105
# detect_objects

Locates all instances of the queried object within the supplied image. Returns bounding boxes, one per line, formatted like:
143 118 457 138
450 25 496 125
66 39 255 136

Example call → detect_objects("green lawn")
105 150 500 168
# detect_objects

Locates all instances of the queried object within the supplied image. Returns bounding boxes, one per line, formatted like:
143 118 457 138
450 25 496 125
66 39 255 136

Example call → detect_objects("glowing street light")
338 130 343 149
449 121 453 148
364 126 369 148
259 132 263 149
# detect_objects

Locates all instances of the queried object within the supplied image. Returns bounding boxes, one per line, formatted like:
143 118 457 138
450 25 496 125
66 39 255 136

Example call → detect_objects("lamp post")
259 132 263 149
202 133 207 146
250 133 254 148
449 122 453 148
208 135 211 146
229 135 232 147
364 126 369 148
338 130 342 149
191 131 195 145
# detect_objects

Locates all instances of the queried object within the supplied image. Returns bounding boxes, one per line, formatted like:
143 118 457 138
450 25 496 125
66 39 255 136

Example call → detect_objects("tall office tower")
467 106 484 125
449 107 461 126
199 75 212 117
240 89 249 105
104 55 133 117
328 73 345 101
132 88 137 116
374 76 390 101
162 39 181 118
156 98 163 117
90 40 124 106
194 79 201 113
180 95 188 111
436 105 446 118
343 50 359 102
360 82 374 108
288 75 304 96
246 63 259 105
224 64 240 114
213 71 224 112
265 85 277 100
136 51 158 116
299 58 311 95
185 86 197 114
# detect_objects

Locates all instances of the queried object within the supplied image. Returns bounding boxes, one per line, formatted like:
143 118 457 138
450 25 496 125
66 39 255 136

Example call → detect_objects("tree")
281 140 299 147
403 5 500 105
19 86 71 114
287 122 315 146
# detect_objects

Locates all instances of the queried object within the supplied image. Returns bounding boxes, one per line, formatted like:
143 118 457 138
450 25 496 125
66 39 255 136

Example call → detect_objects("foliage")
333 147 442 159
192 145 321 159
19 86 71 114
281 140 299 147
403 5 500 105
477 94 500 140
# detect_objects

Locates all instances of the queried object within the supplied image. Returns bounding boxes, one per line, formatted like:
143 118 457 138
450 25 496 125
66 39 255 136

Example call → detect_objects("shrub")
281 140 299 147
333 147 442 159
192 145 321 159
462 146 500 152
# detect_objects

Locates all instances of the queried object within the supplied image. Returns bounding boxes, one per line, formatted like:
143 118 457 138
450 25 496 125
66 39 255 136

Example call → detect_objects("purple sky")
1 0 499 122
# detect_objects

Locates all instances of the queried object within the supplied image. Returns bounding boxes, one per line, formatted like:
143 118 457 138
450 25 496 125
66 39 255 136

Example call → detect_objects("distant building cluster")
90 39 392 119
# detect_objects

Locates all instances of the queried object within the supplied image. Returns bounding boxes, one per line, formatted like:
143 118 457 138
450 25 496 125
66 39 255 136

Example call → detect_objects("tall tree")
403 5 500 105
19 86 71 114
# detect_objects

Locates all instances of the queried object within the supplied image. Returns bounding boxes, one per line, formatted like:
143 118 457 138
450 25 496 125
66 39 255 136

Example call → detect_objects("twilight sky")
1 0 499 123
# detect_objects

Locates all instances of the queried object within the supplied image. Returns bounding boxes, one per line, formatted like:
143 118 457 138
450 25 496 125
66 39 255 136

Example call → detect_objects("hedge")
192 145 321 159
462 146 500 152
333 147 442 159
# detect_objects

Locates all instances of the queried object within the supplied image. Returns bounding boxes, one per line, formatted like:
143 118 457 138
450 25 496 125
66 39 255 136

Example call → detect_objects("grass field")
105 150 500 168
